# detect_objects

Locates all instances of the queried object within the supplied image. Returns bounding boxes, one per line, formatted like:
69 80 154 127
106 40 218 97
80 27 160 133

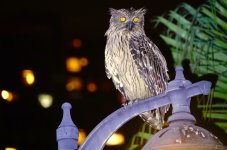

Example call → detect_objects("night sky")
0 0 208 150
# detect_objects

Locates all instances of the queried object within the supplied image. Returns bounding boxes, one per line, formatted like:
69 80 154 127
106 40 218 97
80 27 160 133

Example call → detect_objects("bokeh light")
22 69 35 86
87 82 97 92
38 93 53 108
1 90 14 102
79 57 89 67
72 38 82 48
66 57 81 73
66 77 83 92
78 129 87 145
5 148 17 150
106 132 125 146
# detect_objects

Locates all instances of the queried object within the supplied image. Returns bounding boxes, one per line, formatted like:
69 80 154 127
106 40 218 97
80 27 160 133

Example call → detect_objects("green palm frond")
127 123 156 150
154 0 227 134
155 0 227 101
199 102 227 132
198 104 227 119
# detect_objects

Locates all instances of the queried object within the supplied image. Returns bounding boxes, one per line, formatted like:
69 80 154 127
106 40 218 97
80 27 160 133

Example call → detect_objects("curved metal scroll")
78 94 171 150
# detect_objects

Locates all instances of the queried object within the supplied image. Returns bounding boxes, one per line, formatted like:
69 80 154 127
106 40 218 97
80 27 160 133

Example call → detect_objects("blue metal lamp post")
56 103 79 150
56 67 227 150
142 67 225 150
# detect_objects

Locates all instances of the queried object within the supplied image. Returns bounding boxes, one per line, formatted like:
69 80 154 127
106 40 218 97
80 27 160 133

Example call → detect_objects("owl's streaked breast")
105 33 152 101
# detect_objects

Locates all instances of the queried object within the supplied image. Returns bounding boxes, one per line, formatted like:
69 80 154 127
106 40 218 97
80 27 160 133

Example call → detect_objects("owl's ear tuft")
109 8 118 15
136 8 147 15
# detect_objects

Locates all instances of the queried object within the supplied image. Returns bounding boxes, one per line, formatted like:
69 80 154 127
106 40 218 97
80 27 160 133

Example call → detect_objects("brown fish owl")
104 8 169 130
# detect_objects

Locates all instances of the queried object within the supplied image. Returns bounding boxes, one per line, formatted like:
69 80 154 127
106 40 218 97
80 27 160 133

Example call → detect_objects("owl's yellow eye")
133 17 139 23
120 17 126 22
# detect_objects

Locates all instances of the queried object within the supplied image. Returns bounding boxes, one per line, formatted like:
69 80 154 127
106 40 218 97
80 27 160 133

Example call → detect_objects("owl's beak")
126 21 134 31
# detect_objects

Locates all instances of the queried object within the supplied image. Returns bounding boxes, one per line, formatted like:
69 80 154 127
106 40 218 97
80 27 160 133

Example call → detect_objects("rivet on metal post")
56 102 78 150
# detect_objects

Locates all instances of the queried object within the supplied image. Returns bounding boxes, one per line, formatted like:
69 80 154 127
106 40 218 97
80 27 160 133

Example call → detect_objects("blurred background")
0 0 209 150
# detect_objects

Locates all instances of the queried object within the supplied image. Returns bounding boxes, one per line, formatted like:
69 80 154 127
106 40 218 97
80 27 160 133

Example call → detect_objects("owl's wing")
105 47 127 101
129 35 170 129
129 35 169 95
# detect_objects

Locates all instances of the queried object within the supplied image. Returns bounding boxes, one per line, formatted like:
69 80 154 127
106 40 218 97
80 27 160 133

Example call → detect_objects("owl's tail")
139 104 170 130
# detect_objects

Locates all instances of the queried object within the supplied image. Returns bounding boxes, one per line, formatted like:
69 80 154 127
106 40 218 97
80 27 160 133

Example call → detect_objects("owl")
104 8 169 130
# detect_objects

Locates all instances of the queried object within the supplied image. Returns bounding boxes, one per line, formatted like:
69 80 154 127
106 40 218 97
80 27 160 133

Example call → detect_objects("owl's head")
107 7 146 34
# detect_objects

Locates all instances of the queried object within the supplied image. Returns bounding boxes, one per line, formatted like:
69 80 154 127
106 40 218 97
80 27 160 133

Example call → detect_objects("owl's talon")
122 100 132 107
